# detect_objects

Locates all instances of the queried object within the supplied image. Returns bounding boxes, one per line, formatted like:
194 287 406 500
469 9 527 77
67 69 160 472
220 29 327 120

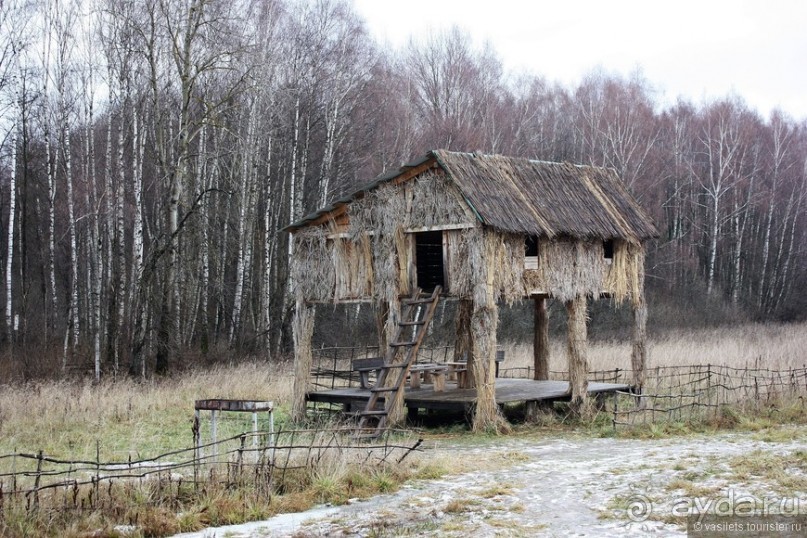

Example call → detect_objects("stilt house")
285 150 658 430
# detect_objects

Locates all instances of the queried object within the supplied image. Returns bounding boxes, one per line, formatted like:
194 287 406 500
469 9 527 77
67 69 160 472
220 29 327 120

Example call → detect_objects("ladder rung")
390 341 416 347
382 363 407 368
359 410 388 416
403 298 435 305
370 386 398 393
399 320 426 326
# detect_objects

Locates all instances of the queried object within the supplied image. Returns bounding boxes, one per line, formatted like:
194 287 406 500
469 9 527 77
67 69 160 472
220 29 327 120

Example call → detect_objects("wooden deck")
307 378 629 413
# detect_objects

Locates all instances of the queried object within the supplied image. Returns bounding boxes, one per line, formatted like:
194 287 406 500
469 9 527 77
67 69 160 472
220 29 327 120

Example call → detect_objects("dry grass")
502 321 807 373
0 360 295 460
0 359 441 537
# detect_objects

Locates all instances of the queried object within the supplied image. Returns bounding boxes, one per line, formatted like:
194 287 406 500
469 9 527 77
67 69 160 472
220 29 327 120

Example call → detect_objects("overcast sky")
352 0 807 121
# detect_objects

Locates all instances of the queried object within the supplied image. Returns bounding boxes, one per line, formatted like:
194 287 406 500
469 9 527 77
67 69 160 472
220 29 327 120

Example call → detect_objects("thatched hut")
285 150 658 429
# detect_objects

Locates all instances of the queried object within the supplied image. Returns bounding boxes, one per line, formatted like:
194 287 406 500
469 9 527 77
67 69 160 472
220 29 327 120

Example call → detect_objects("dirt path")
174 427 807 537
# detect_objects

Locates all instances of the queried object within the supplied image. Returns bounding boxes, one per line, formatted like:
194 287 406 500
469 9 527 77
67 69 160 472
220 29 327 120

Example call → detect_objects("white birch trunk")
5 96 18 341
114 85 127 369
230 108 258 345
706 193 720 295
262 135 273 356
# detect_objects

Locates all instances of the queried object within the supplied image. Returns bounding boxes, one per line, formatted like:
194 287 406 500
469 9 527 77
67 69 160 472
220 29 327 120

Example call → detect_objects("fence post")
612 391 618 430
236 434 245 485
193 410 201 488
32 450 43 512
211 410 218 462
252 411 259 464
95 441 101 507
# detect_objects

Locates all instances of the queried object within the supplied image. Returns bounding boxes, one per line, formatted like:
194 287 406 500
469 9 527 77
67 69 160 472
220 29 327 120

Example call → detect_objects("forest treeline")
0 0 804 379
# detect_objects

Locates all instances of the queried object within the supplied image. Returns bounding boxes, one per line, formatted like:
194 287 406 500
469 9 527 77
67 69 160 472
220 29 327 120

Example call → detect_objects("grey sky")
353 0 807 120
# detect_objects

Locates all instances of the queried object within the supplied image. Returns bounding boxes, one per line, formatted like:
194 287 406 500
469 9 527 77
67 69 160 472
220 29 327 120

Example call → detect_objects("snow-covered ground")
172 427 807 537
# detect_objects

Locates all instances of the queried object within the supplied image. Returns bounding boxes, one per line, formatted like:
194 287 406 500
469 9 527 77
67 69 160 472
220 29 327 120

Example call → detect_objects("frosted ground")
173 426 807 537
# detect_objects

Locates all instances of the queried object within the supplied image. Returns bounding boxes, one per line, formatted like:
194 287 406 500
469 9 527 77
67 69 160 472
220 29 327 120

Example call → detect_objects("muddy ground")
173 425 807 537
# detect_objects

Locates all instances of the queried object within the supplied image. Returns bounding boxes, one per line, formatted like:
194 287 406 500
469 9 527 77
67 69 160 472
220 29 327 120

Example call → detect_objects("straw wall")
604 239 645 306
522 238 645 305
291 228 334 302
447 228 524 304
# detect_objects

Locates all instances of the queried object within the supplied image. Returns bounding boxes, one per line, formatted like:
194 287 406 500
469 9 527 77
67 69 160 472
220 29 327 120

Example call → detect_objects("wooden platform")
307 378 630 413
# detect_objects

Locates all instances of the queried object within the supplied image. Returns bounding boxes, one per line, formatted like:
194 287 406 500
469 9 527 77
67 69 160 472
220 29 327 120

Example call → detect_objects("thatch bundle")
538 239 606 302
604 239 645 306
566 295 591 417
291 227 334 302
291 301 316 420
348 183 408 305
408 172 472 227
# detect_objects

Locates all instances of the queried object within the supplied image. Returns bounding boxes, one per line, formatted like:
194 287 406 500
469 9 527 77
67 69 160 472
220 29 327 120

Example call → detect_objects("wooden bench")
352 357 385 389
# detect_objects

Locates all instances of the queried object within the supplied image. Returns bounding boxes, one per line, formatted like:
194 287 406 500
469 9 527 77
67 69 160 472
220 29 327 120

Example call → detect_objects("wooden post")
631 289 647 398
566 295 590 416
471 301 499 431
211 410 218 461
455 298 475 388
291 300 316 422
533 295 549 381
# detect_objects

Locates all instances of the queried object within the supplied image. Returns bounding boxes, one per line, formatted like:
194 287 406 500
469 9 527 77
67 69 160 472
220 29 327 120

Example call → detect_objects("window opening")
603 239 615 260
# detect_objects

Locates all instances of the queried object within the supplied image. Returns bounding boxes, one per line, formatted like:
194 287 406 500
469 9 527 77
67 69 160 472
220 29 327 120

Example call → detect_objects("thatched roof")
285 150 658 242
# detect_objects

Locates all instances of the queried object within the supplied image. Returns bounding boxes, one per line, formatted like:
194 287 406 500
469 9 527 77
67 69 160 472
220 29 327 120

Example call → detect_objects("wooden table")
409 363 449 391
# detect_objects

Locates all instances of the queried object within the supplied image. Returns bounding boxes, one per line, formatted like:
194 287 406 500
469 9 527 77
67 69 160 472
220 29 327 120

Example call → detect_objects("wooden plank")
195 399 274 412
404 223 476 233
307 379 629 411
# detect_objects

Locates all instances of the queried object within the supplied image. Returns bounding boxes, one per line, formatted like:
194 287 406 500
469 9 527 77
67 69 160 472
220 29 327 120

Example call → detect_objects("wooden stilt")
291 301 316 422
455 298 475 388
533 295 549 381
566 295 590 416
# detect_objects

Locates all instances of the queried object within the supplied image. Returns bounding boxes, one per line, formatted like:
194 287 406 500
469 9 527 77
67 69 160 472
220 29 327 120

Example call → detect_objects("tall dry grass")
0 361 295 460
502 321 807 373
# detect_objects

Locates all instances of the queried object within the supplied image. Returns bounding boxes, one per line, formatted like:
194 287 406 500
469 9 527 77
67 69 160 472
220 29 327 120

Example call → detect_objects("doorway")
414 231 445 292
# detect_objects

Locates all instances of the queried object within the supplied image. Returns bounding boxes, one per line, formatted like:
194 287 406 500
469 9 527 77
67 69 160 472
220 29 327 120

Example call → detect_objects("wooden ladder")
355 286 442 439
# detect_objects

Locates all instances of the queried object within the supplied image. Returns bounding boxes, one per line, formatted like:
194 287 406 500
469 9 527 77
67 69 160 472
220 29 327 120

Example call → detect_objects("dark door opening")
414 231 445 292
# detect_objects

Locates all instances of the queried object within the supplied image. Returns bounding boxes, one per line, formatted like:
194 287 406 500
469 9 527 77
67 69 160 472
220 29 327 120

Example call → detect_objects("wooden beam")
533 295 549 381
631 289 647 394
404 222 476 233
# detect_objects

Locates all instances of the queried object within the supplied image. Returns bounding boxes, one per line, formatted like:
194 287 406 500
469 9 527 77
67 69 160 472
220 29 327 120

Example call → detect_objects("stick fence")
0 427 422 519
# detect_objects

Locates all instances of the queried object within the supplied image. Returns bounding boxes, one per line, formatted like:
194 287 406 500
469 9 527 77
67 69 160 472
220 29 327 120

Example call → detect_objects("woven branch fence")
0 427 422 518
499 363 807 425
610 364 807 427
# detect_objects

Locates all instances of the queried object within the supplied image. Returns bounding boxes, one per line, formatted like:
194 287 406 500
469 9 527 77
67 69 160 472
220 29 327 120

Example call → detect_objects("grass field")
504 321 807 373
0 322 804 536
